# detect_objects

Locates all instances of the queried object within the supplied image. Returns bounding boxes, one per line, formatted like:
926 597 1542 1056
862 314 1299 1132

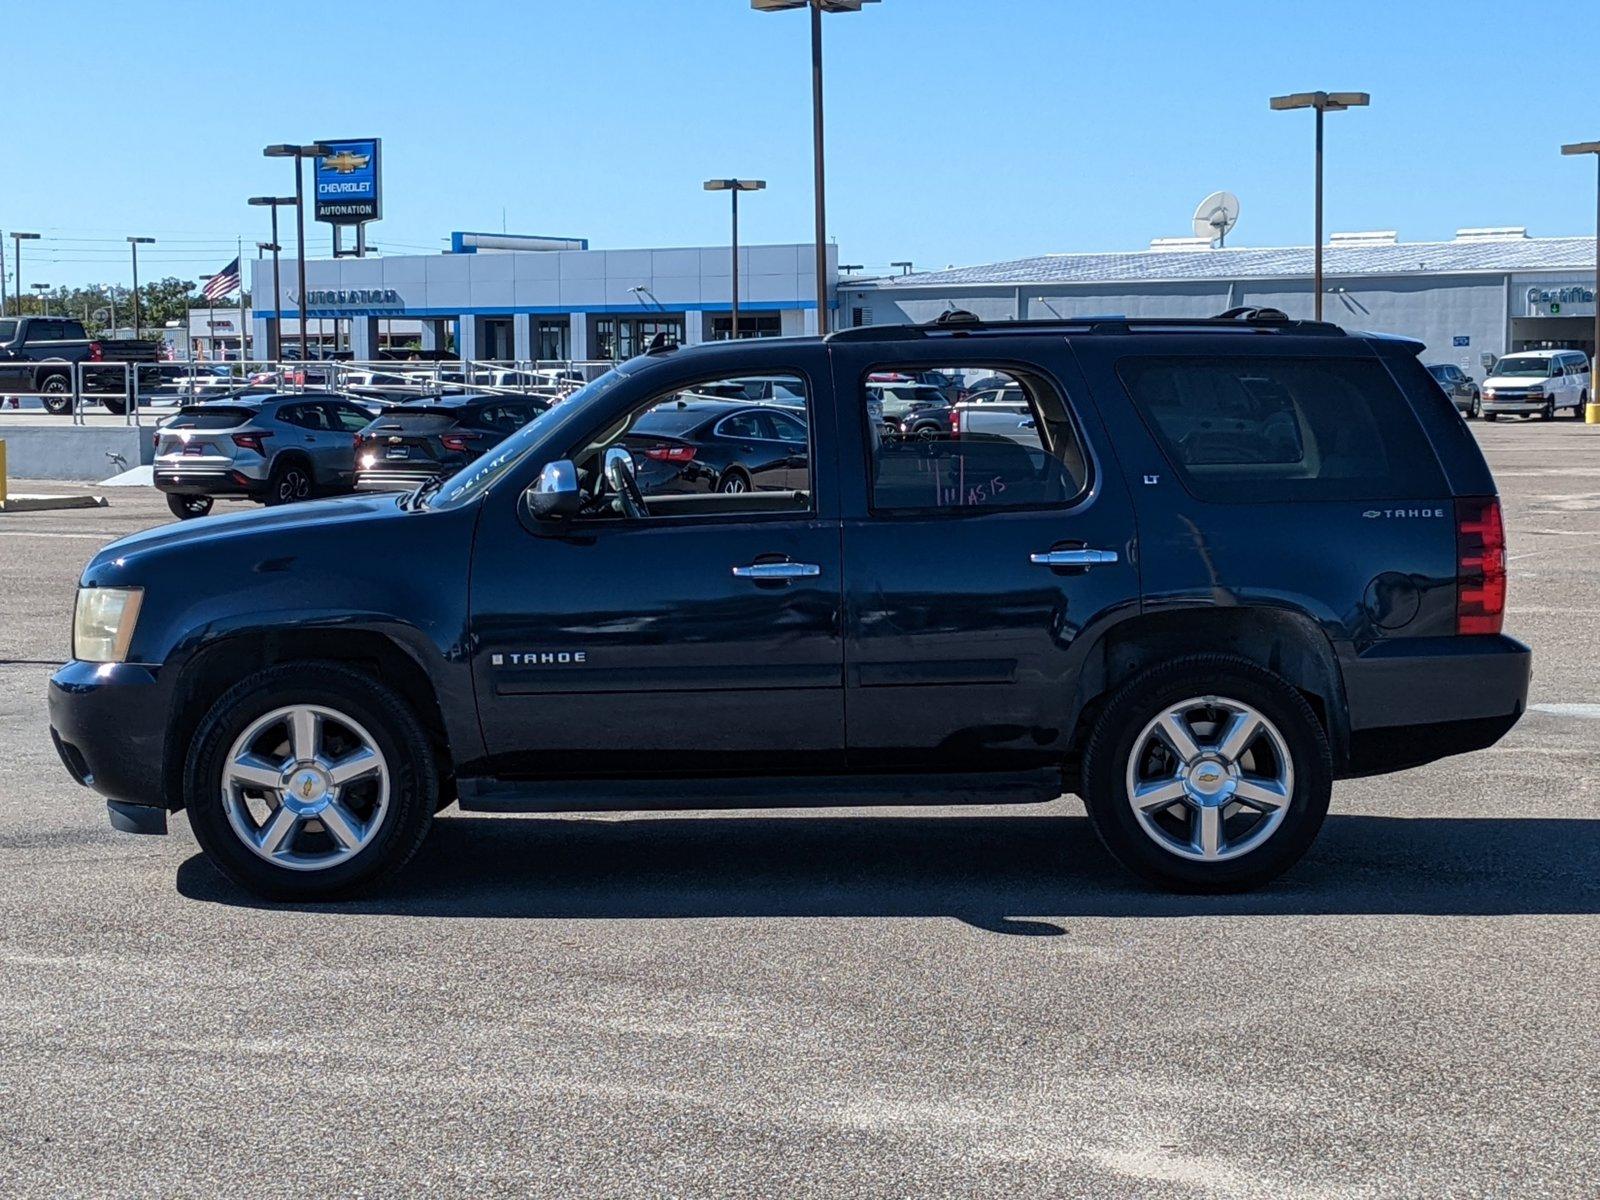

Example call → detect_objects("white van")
1481 349 1590 420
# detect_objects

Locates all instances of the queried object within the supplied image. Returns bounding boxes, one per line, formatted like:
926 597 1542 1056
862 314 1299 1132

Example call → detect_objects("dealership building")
249 231 836 362
838 227 1598 373
247 224 1594 371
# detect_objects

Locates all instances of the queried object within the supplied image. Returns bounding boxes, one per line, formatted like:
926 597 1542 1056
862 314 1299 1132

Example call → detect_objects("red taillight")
949 408 962 438
1456 496 1506 635
643 446 696 463
232 432 271 454
88 340 104 362
440 432 482 453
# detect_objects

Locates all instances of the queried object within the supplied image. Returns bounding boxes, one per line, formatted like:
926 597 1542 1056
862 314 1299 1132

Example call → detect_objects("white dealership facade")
249 232 836 361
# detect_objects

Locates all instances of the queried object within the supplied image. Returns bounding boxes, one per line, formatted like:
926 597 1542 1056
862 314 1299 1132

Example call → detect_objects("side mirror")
526 459 581 519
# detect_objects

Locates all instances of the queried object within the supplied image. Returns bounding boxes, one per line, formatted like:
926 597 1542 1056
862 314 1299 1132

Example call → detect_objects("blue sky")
7 0 1593 289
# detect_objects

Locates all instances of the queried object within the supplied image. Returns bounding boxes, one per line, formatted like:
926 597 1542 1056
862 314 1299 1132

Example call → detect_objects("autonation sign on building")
314 138 382 225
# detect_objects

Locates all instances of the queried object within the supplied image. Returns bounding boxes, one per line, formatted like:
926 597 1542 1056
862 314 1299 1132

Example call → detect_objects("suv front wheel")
183 663 437 899
1080 654 1332 891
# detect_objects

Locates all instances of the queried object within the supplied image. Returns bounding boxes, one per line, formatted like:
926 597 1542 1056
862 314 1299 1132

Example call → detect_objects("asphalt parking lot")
1 418 1597 1199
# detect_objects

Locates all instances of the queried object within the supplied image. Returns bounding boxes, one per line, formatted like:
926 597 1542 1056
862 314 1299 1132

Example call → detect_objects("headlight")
1528 386 1545 397
73 587 144 663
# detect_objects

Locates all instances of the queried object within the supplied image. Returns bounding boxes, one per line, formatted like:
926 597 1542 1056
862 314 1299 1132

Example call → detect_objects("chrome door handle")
1030 549 1119 567
732 562 821 580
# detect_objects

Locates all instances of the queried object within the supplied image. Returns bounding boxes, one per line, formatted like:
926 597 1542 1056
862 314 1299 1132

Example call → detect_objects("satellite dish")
1193 191 1240 247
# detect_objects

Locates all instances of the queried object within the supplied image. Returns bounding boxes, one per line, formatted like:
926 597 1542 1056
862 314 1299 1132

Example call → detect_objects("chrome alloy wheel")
1124 696 1294 863
221 705 390 871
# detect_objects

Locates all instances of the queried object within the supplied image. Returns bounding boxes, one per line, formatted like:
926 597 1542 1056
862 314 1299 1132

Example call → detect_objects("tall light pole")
11 232 38 317
126 236 153 340
703 179 766 338
249 196 293 360
752 0 878 335
1561 140 1600 375
1269 91 1369 321
263 144 332 358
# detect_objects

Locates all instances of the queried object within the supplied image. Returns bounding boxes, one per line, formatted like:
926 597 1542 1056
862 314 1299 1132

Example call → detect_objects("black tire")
183 663 437 900
1540 399 1555 421
1079 654 1332 892
39 374 73 415
718 468 751 495
265 458 314 506
100 394 128 416
1484 413 1498 422
166 493 213 520
1574 392 1589 420
1468 392 1481 420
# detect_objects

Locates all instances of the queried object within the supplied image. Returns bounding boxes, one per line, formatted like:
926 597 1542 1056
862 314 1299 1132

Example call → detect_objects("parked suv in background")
1426 363 1481 418
152 393 378 519
354 395 547 492
50 311 1530 900
1480 349 1589 420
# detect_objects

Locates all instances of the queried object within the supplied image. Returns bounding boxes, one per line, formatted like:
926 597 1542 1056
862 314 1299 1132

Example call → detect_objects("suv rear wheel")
266 459 313 505
1080 654 1332 891
183 663 436 899
166 494 213 520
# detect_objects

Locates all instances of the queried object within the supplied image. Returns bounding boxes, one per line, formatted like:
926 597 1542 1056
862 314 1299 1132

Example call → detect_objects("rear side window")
167 406 255 430
866 366 1090 513
1117 355 1446 503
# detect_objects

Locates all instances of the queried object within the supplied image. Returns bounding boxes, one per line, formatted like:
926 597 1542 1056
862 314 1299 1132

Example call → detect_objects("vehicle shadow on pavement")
174 811 1600 934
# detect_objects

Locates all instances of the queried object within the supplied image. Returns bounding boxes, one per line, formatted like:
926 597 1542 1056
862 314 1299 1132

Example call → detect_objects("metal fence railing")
0 358 618 428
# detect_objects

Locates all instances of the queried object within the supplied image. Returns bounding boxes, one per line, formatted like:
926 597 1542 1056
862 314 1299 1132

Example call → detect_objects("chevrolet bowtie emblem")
321 151 370 174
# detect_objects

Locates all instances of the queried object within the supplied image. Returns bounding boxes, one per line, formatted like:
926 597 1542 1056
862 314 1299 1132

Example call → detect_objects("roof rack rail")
825 312 1346 343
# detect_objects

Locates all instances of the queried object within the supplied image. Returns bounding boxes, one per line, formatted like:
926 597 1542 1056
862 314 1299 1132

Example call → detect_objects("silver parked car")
152 393 380 520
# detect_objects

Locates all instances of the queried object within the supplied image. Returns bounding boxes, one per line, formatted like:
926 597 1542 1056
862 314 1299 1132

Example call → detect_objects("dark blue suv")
48 312 1531 898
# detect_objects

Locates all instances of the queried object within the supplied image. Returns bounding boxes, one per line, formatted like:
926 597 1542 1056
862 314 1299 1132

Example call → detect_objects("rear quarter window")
1116 355 1446 503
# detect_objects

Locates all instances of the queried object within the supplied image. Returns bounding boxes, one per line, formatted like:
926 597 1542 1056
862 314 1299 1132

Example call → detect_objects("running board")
455 769 1063 814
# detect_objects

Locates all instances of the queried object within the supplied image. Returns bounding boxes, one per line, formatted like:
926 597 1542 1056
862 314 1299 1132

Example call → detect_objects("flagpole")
237 235 244 362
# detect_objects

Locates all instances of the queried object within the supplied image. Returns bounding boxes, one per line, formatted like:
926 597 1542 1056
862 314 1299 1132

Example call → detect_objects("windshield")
1492 356 1555 378
427 371 627 509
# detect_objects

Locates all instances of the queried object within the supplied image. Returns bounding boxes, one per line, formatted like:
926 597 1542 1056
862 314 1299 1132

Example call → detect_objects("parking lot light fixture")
31 282 50 316
1561 141 1600 375
263 145 334 357
752 0 880 334
890 261 913 276
249 196 295 360
126 237 154 340
704 179 767 338
11 232 39 318
1269 91 1370 321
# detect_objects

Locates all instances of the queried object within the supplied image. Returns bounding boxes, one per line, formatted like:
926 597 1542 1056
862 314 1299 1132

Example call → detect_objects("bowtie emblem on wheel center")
281 766 334 816
1180 755 1239 807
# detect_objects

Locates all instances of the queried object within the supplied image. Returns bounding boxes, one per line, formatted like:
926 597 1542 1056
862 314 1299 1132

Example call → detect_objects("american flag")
201 256 240 301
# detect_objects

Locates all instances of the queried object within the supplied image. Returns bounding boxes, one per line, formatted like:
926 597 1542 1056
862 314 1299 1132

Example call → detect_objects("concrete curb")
0 494 109 513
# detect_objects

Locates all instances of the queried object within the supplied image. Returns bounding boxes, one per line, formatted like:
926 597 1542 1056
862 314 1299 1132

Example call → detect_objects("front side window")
1117 355 1447 503
865 365 1090 513
569 373 812 520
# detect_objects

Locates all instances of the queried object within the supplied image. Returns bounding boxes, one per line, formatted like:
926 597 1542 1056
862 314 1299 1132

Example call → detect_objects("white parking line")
0 530 114 540
1530 703 1600 719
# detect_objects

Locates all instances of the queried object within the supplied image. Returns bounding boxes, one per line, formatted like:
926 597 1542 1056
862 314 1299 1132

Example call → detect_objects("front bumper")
1341 635 1531 775
1481 395 1547 415
48 660 173 816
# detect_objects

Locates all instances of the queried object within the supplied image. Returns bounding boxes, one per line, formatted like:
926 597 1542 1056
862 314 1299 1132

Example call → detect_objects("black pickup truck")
48 311 1531 899
0 316 162 414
